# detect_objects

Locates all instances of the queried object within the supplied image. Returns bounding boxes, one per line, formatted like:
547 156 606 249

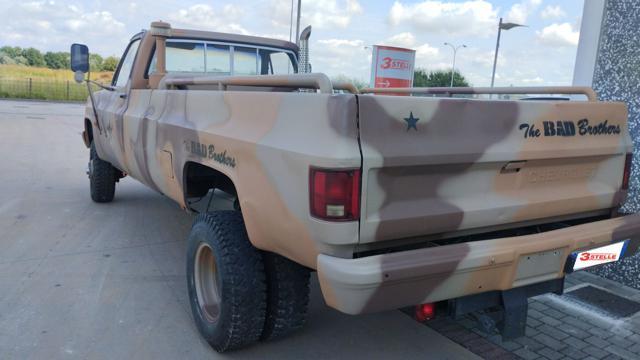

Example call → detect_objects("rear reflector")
310 167 360 221
622 153 632 190
415 303 436 322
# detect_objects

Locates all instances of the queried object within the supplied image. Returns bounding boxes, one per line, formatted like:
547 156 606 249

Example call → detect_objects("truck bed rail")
159 73 358 94
359 86 598 101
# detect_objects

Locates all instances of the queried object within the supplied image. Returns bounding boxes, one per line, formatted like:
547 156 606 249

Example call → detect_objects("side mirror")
70 43 89 74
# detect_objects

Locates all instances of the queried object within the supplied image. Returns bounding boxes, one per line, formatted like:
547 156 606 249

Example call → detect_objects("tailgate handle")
501 161 526 174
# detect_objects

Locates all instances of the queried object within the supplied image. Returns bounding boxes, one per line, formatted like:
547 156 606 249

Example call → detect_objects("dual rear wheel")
87 142 310 351
186 211 310 352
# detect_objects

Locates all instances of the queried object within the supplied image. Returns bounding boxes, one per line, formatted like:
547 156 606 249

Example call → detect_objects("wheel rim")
194 243 222 323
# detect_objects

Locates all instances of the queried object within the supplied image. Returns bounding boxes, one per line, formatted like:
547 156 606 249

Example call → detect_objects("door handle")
501 161 526 174
118 93 127 99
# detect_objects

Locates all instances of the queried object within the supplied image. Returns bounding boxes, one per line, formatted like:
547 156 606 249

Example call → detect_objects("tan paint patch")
215 92 320 267
496 101 629 224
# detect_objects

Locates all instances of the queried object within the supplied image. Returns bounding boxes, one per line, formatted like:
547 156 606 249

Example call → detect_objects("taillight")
310 167 361 221
415 303 436 322
622 153 632 190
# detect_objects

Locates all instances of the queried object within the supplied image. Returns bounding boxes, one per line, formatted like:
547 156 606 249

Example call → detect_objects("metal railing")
359 86 598 101
0 77 100 102
159 73 359 94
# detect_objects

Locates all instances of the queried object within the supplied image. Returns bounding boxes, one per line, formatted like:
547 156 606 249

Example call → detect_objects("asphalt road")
0 99 479 359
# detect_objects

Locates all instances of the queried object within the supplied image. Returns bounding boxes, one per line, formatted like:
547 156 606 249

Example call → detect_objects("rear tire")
261 252 310 341
186 211 267 352
89 142 116 203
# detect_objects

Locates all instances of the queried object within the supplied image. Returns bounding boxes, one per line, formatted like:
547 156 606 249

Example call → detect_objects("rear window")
206 44 230 74
148 40 297 76
233 47 258 75
166 42 205 72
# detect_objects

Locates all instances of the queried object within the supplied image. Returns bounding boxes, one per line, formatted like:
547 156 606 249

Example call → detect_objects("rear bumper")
317 213 640 315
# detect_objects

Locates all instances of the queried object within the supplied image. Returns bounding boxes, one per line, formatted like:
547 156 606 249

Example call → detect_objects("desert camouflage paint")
83 24 640 315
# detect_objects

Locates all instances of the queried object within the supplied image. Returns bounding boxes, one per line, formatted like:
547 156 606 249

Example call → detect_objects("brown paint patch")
353 97 518 312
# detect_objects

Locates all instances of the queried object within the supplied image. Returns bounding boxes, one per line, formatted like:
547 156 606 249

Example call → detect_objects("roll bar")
359 86 598 101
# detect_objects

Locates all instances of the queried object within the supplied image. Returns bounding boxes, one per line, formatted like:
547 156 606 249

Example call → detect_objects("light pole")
490 17 525 87
295 0 302 44
444 42 466 87
289 0 294 42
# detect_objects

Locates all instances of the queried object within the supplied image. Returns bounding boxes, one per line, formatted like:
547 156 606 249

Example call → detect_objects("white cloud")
385 32 416 48
415 43 440 62
389 0 498 37
469 49 503 69
506 0 541 24
64 11 125 33
169 4 249 34
522 76 544 84
270 0 363 30
536 22 579 47
540 5 566 20
0 1 127 55
312 38 370 78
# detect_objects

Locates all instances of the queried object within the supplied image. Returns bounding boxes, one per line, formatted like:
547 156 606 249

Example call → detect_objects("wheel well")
183 161 237 199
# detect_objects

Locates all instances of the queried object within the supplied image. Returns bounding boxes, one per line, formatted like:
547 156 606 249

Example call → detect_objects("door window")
113 39 141 88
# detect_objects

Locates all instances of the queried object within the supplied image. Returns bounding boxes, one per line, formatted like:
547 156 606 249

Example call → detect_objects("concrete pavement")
0 99 480 359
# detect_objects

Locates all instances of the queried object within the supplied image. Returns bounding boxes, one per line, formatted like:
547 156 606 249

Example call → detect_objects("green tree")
413 68 470 87
0 46 22 59
102 56 120 71
0 51 16 65
21 47 46 67
89 53 103 72
44 51 70 69
12 55 29 66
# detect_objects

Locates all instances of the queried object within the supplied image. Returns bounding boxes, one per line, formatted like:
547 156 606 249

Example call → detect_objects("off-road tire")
186 211 267 352
261 252 310 341
89 142 116 203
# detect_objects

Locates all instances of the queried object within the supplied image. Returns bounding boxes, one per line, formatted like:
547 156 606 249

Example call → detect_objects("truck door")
94 38 141 172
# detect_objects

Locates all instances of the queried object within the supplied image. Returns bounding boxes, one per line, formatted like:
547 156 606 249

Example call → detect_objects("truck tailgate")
357 95 631 244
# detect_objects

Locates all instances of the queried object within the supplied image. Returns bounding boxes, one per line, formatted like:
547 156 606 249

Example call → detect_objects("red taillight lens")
415 303 436 322
622 153 632 190
310 167 361 221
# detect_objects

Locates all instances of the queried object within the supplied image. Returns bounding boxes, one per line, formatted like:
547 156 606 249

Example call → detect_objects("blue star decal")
404 111 419 131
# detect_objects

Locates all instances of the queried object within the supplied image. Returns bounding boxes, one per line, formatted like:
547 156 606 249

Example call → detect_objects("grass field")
0 65 114 101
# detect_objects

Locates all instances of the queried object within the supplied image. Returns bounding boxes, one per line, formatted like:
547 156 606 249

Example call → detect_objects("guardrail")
359 86 598 101
0 77 99 102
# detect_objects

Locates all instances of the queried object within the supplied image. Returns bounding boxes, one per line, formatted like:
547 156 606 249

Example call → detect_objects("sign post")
370 45 416 91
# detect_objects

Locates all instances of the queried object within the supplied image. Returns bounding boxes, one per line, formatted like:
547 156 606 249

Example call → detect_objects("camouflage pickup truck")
70 21 640 352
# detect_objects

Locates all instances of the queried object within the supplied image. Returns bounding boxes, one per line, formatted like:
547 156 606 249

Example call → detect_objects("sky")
0 0 584 86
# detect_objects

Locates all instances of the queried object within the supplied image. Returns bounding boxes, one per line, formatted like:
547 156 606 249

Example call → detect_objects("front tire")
186 211 267 352
89 142 116 203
